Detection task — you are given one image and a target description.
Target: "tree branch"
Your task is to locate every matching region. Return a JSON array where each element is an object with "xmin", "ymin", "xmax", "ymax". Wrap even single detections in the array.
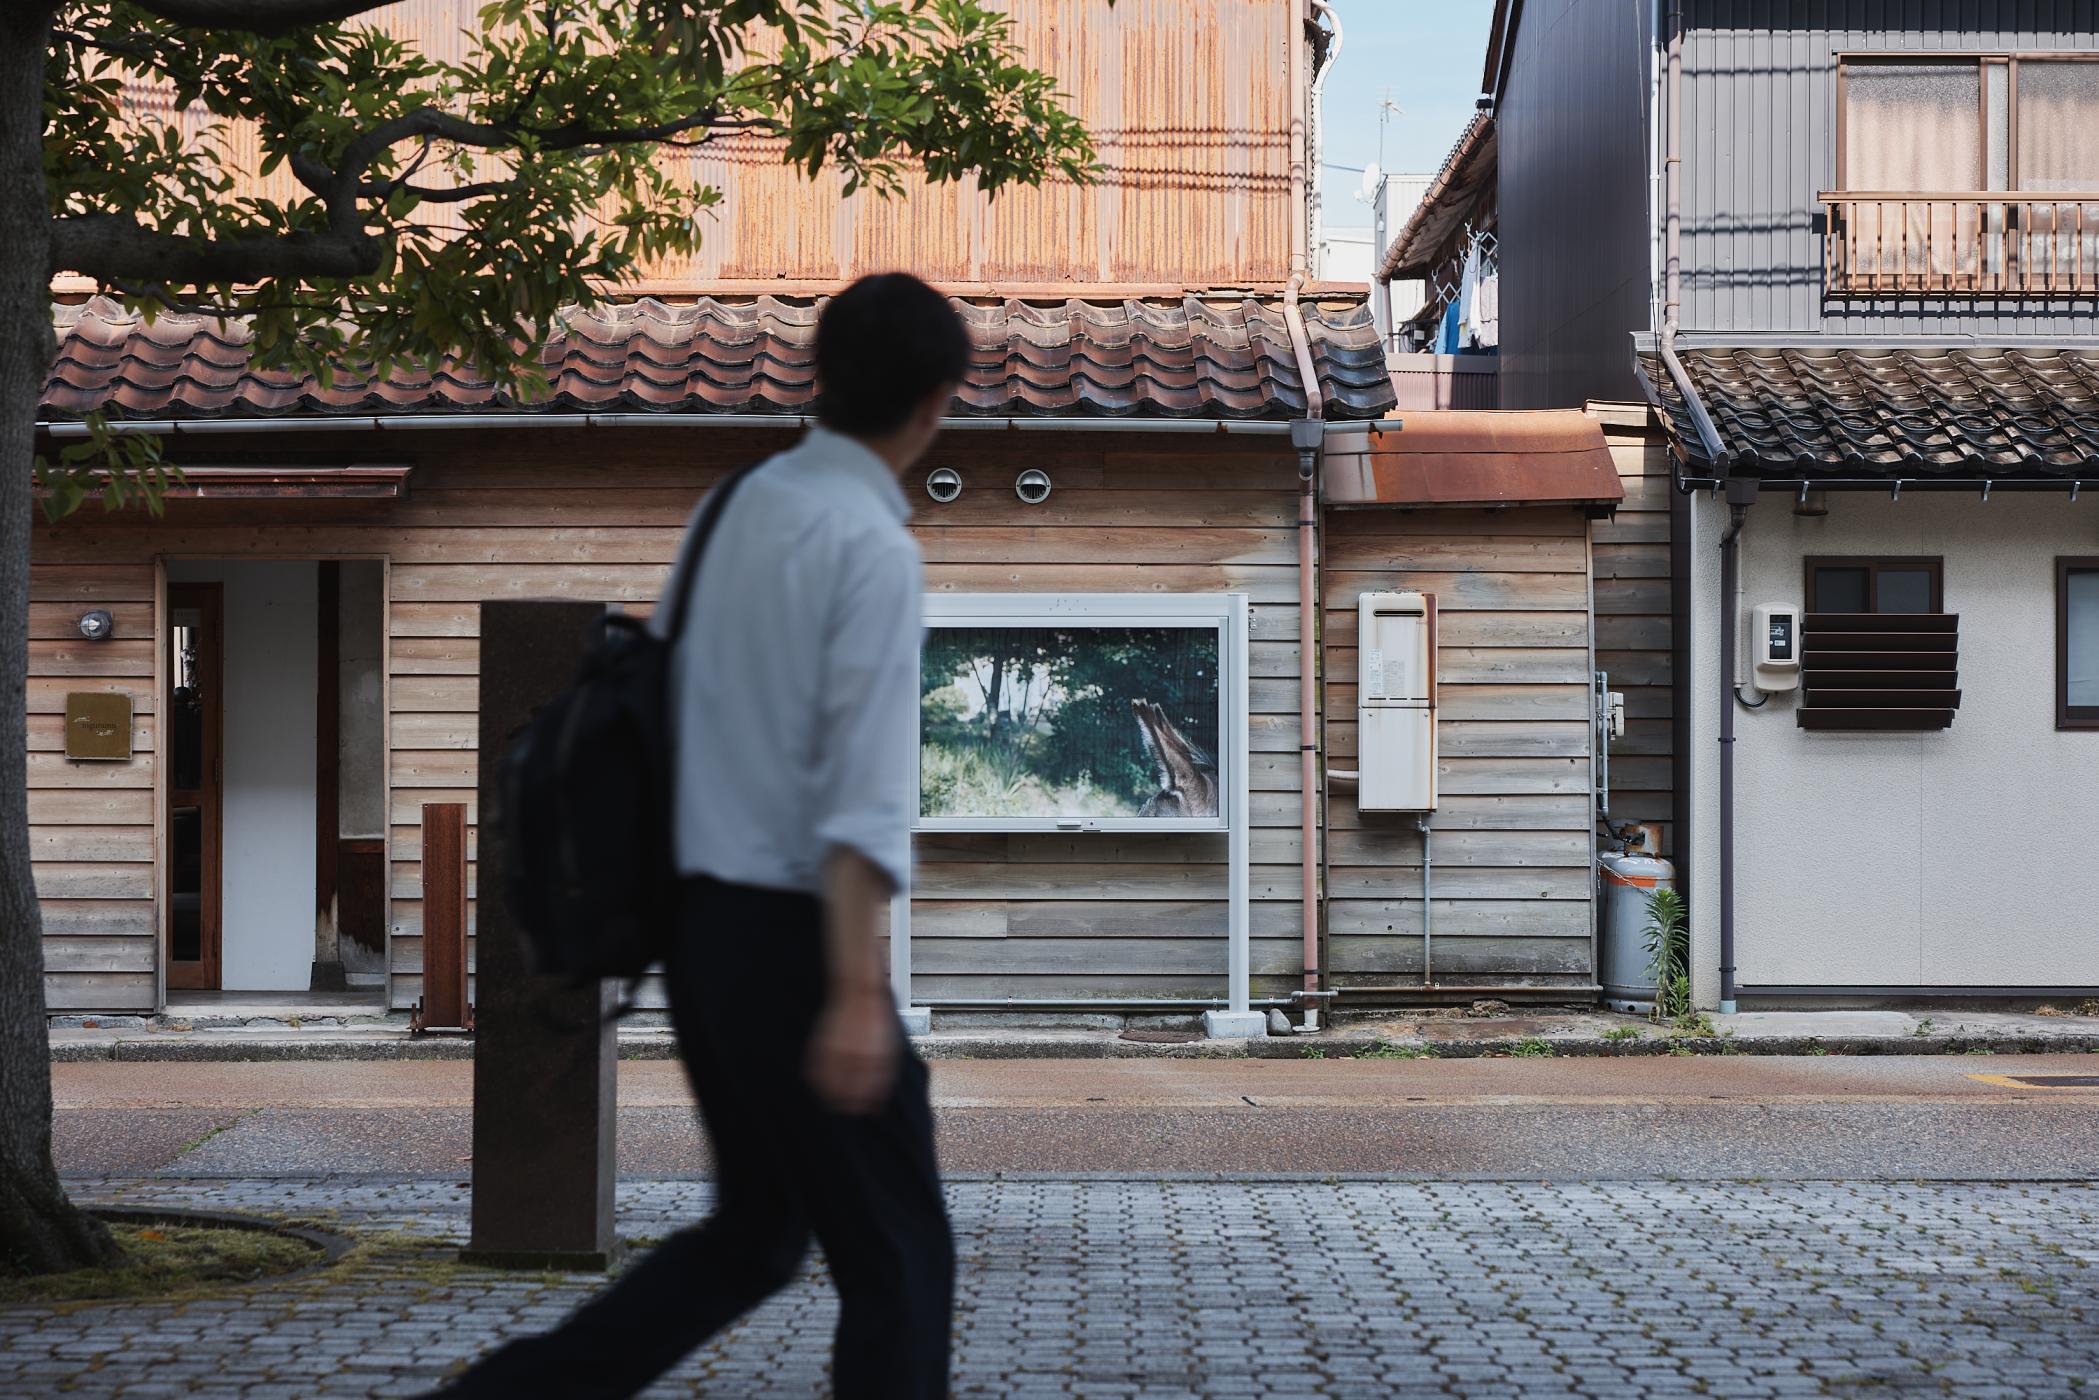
[
  {"xmin": 110, "ymin": 280, "xmax": 300, "ymax": 318},
  {"xmin": 51, "ymin": 214, "xmax": 382, "ymax": 285},
  {"xmin": 125, "ymin": 0, "xmax": 406, "ymax": 37},
  {"xmin": 365, "ymin": 178, "xmax": 523, "ymax": 203}
]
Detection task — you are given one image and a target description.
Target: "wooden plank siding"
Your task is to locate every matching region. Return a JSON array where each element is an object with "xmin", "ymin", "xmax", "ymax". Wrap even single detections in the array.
[
  {"xmin": 26, "ymin": 564, "xmax": 160, "ymax": 1011},
  {"xmin": 1320, "ymin": 506, "xmax": 1599, "ymax": 991},
  {"xmin": 29, "ymin": 428, "xmax": 1314, "ymax": 1011},
  {"xmin": 1589, "ymin": 404, "xmax": 1676, "ymax": 855}
]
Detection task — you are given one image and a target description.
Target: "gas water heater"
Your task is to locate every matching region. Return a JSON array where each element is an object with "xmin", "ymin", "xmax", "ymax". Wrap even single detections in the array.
[{"xmin": 1356, "ymin": 591, "xmax": 1438, "ymax": 812}]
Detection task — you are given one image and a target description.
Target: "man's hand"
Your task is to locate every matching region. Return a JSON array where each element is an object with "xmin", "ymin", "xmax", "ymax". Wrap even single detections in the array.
[{"xmin": 806, "ymin": 984, "xmax": 900, "ymax": 1115}]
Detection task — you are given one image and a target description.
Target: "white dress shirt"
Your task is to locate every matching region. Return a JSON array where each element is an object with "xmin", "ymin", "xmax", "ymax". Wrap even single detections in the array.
[{"xmin": 654, "ymin": 426, "xmax": 922, "ymax": 895}]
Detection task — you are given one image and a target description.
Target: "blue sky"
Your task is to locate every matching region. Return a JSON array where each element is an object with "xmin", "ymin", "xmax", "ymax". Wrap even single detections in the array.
[{"xmin": 1317, "ymin": 1, "xmax": 1498, "ymax": 230}]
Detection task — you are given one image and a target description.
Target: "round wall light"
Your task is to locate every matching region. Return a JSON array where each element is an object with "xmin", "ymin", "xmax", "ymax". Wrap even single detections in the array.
[
  {"xmin": 77, "ymin": 610, "xmax": 114, "ymax": 641},
  {"xmin": 1015, "ymin": 469, "xmax": 1053, "ymax": 505},
  {"xmin": 925, "ymin": 467, "xmax": 963, "ymax": 504}
]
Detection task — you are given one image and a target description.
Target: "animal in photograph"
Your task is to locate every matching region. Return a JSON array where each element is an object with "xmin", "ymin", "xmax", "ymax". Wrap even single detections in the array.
[
  {"xmin": 919, "ymin": 625, "xmax": 1222, "ymax": 820},
  {"xmin": 1131, "ymin": 699, "xmax": 1218, "ymax": 817}
]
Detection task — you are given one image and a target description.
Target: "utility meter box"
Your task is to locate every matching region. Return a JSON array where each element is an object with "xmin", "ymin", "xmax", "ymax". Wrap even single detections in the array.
[
  {"xmin": 1357, "ymin": 591, "xmax": 1438, "ymax": 811},
  {"xmin": 1751, "ymin": 603, "xmax": 1802, "ymax": 693}
]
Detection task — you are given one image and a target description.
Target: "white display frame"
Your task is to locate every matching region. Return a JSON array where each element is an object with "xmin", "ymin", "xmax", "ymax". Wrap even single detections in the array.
[
  {"xmin": 892, "ymin": 592, "xmax": 1255, "ymax": 1029},
  {"xmin": 913, "ymin": 592, "xmax": 1242, "ymax": 834}
]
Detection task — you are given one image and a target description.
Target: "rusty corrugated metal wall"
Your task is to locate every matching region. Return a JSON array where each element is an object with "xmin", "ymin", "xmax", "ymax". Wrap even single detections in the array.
[{"xmin": 101, "ymin": 0, "xmax": 1297, "ymax": 292}]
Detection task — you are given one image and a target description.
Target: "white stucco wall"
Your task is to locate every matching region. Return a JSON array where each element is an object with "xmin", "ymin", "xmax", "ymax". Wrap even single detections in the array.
[
  {"xmin": 168, "ymin": 560, "xmax": 319, "ymax": 991},
  {"xmin": 1685, "ymin": 493, "xmax": 2099, "ymax": 996}
]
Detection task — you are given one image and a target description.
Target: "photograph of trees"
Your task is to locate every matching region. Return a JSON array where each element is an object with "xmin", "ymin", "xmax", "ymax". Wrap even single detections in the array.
[{"xmin": 920, "ymin": 626, "xmax": 1222, "ymax": 820}]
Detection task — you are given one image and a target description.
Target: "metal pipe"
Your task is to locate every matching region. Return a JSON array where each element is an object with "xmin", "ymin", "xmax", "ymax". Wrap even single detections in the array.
[
  {"xmin": 34, "ymin": 412, "xmax": 1300, "ymax": 439},
  {"xmin": 1330, "ymin": 984, "xmax": 1605, "ymax": 998},
  {"xmin": 1663, "ymin": 0, "xmax": 1683, "ymax": 347},
  {"xmin": 1283, "ymin": 423, "xmax": 1324, "ymax": 1022},
  {"xmin": 1418, "ymin": 814, "xmax": 1435, "ymax": 989},
  {"xmin": 910, "ymin": 997, "xmax": 1297, "ymax": 1011},
  {"xmin": 1288, "ymin": 0, "xmax": 1308, "ymax": 282},
  {"xmin": 1717, "ymin": 483, "xmax": 1755, "ymax": 1016},
  {"xmin": 1307, "ymin": 1, "xmax": 1344, "ymax": 276},
  {"xmin": 1284, "ymin": 282, "xmax": 1329, "ymax": 1031}
]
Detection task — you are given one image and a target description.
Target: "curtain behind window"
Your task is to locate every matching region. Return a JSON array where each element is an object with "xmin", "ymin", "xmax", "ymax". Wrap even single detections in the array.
[
  {"xmin": 2015, "ymin": 61, "xmax": 2099, "ymax": 284},
  {"xmin": 1845, "ymin": 63, "xmax": 1981, "ymax": 280}
]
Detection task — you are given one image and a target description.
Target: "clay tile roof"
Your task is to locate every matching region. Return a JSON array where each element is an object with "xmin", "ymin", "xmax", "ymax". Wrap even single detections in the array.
[
  {"xmin": 1635, "ymin": 344, "xmax": 2099, "ymax": 480},
  {"xmin": 42, "ymin": 293, "xmax": 1397, "ymax": 425},
  {"xmin": 1380, "ymin": 112, "xmax": 1496, "ymax": 282}
]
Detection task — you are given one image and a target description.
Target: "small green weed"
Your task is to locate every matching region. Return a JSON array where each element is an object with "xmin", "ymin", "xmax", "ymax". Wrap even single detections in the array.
[
  {"xmin": 1963, "ymin": 1046, "xmax": 1995, "ymax": 1056},
  {"xmin": 1671, "ymin": 1010, "xmax": 1717, "ymax": 1036},
  {"xmin": 1664, "ymin": 1041, "xmax": 1696, "ymax": 1057},
  {"xmin": 1507, "ymin": 1038, "xmax": 1555, "ymax": 1058},
  {"xmin": 1913, "ymin": 1017, "xmax": 1935, "ymax": 1037},
  {"xmin": 1356, "ymin": 1041, "xmax": 1437, "ymax": 1060},
  {"xmin": 1301, "ymin": 1046, "xmax": 1326, "ymax": 1060},
  {"xmin": 1600, "ymin": 1025, "xmax": 1642, "ymax": 1044},
  {"xmin": 1809, "ymin": 1044, "xmax": 1829, "ymax": 1056}
]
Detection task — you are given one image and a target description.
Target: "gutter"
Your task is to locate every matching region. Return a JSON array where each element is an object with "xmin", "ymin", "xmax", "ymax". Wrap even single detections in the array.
[
  {"xmin": 1656, "ymin": 0, "xmax": 1744, "ymax": 1016},
  {"xmin": 1283, "ymin": 308, "xmax": 1328, "ymax": 1025},
  {"xmin": 34, "ymin": 413, "xmax": 1304, "ymax": 438},
  {"xmin": 1307, "ymin": 1, "xmax": 1343, "ymax": 277},
  {"xmin": 1284, "ymin": 3, "xmax": 1333, "ymax": 1024}
]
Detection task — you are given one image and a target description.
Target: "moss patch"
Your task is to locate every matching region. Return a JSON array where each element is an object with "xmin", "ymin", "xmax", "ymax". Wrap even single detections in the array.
[{"xmin": 0, "ymin": 1222, "xmax": 322, "ymax": 1306}]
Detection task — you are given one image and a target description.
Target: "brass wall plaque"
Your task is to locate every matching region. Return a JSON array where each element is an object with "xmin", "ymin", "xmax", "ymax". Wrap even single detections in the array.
[{"xmin": 64, "ymin": 692, "xmax": 133, "ymax": 761}]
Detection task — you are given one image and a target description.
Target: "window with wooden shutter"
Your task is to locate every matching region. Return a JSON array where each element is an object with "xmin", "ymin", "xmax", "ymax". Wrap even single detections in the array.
[{"xmin": 1799, "ymin": 557, "xmax": 1959, "ymax": 731}]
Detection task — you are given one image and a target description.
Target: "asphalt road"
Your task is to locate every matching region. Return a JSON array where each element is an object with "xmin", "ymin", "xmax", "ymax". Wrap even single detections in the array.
[{"xmin": 51, "ymin": 1053, "xmax": 2099, "ymax": 1180}]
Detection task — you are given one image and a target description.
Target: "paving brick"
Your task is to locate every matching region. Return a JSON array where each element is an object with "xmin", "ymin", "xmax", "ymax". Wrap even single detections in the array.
[{"xmin": 0, "ymin": 1178, "xmax": 2092, "ymax": 1398}]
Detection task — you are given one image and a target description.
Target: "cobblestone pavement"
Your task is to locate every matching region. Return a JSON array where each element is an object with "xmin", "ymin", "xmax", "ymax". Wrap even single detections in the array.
[{"xmin": 5, "ymin": 1175, "xmax": 2095, "ymax": 1399}]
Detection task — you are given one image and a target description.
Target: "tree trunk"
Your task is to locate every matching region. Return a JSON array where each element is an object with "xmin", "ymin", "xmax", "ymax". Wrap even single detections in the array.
[{"xmin": 0, "ymin": 4, "xmax": 116, "ymax": 1278}]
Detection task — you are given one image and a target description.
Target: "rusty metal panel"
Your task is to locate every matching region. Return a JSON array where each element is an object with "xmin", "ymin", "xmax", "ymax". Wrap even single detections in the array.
[
  {"xmin": 97, "ymin": 0, "xmax": 1295, "ymax": 292},
  {"xmin": 1323, "ymin": 411, "xmax": 1625, "ymax": 508}
]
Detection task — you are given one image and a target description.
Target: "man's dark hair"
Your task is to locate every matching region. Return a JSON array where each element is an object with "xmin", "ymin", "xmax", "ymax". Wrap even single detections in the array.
[{"xmin": 815, "ymin": 273, "xmax": 970, "ymax": 436}]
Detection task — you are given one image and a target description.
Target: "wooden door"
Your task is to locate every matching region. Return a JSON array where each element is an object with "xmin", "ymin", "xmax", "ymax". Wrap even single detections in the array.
[{"xmin": 165, "ymin": 584, "xmax": 223, "ymax": 991}]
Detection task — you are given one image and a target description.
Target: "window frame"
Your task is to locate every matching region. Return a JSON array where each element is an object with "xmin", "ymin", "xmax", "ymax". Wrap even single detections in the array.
[
  {"xmin": 2058, "ymin": 556, "xmax": 2099, "ymax": 730},
  {"xmin": 1804, "ymin": 556, "xmax": 1945, "ymax": 614},
  {"xmin": 1835, "ymin": 52, "xmax": 2099, "ymax": 195}
]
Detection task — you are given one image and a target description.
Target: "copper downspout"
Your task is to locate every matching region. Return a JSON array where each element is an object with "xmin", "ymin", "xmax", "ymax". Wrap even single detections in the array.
[
  {"xmin": 1282, "ymin": 3, "xmax": 1328, "ymax": 1023},
  {"xmin": 1283, "ymin": 284, "xmax": 1324, "ymax": 1018}
]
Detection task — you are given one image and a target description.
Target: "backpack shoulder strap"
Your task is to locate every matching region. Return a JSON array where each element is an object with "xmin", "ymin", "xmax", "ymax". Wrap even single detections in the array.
[{"xmin": 660, "ymin": 459, "xmax": 767, "ymax": 644}]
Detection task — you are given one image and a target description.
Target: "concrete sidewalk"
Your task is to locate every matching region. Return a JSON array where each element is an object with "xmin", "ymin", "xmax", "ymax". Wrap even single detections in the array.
[{"xmin": 47, "ymin": 1003, "xmax": 2099, "ymax": 1061}]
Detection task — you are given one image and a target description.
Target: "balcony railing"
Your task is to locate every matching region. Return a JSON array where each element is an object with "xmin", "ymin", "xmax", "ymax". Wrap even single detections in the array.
[{"xmin": 1821, "ymin": 192, "xmax": 2099, "ymax": 296}]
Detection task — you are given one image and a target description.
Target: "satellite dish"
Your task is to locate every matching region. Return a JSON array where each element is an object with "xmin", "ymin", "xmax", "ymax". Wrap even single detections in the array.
[{"xmin": 1355, "ymin": 162, "xmax": 1382, "ymax": 203}]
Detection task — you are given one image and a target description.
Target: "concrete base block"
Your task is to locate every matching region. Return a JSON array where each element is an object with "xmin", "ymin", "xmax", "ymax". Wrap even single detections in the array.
[
  {"xmin": 1202, "ymin": 1009, "xmax": 1269, "ymax": 1040},
  {"xmin": 898, "ymin": 1007, "xmax": 933, "ymax": 1037}
]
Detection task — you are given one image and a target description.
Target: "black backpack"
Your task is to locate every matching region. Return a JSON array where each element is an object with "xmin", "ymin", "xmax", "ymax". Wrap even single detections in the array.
[{"xmin": 495, "ymin": 463, "xmax": 759, "ymax": 985}]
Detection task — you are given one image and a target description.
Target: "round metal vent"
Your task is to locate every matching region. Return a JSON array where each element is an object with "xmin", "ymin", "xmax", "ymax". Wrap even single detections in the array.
[
  {"xmin": 925, "ymin": 467, "xmax": 963, "ymax": 504},
  {"xmin": 1015, "ymin": 468, "xmax": 1053, "ymax": 505}
]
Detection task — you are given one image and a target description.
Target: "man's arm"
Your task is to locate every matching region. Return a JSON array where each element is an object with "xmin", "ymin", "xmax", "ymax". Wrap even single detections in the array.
[
  {"xmin": 804, "ymin": 532, "xmax": 922, "ymax": 1114},
  {"xmin": 807, "ymin": 847, "xmax": 900, "ymax": 1115}
]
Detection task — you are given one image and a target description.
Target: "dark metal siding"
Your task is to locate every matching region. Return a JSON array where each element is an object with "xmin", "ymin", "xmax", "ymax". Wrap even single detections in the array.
[
  {"xmin": 1683, "ymin": 0, "xmax": 2099, "ymax": 336},
  {"xmin": 1496, "ymin": 0, "xmax": 1656, "ymax": 409}
]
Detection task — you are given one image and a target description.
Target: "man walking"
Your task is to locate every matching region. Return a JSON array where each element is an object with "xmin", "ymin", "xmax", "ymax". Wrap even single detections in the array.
[{"xmin": 431, "ymin": 273, "xmax": 963, "ymax": 1398}]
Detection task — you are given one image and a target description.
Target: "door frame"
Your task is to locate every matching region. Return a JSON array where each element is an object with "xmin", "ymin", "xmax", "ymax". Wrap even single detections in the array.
[
  {"xmin": 163, "ymin": 581, "xmax": 224, "ymax": 991},
  {"xmin": 152, "ymin": 553, "xmax": 393, "ymax": 1010}
]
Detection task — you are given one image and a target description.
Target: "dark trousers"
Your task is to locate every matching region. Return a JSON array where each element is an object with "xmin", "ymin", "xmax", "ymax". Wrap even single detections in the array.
[{"xmin": 445, "ymin": 877, "xmax": 954, "ymax": 1398}]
